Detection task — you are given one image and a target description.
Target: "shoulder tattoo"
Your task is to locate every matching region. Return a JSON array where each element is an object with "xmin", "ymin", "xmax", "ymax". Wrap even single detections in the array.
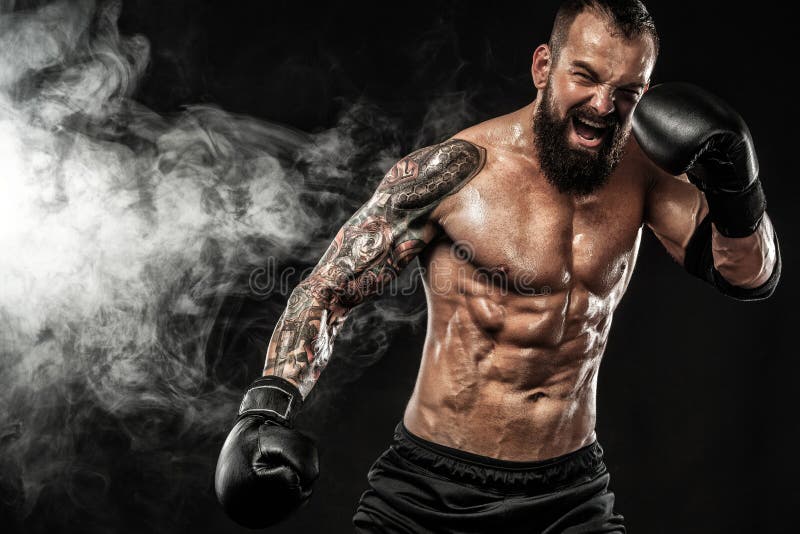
[{"xmin": 377, "ymin": 139, "xmax": 486, "ymax": 211}]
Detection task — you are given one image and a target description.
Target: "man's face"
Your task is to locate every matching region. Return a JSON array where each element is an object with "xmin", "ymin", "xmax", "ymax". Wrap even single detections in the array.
[{"xmin": 532, "ymin": 10, "xmax": 655, "ymax": 196}]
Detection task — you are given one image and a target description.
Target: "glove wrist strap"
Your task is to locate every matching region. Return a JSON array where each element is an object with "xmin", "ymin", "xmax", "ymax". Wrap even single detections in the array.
[
  {"xmin": 703, "ymin": 179, "xmax": 766, "ymax": 238},
  {"xmin": 238, "ymin": 376, "xmax": 303, "ymax": 427}
]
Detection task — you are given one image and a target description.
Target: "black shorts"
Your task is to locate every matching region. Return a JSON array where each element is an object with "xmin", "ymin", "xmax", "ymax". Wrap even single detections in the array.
[{"xmin": 352, "ymin": 422, "xmax": 625, "ymax": 534}]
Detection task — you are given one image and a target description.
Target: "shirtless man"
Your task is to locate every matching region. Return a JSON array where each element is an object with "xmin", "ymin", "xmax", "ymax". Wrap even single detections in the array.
[{"xmin": 214, "ymin": 1, "xmax": 781, "ymax": 532}]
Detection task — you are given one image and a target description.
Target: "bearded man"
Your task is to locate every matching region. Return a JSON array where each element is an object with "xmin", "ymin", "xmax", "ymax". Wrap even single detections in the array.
[{"xmin": 214, "ymin": 1, "xmax": 781, "ymax": 532}]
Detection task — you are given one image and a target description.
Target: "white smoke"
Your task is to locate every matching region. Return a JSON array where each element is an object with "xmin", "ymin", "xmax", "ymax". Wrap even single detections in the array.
[{"xmin": 0, "ymin": 0, "xmax": 476, "ymax": 530}]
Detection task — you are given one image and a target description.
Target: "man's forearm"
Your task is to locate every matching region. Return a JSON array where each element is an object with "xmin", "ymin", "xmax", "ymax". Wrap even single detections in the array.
[
  {"xmin": 712, "ymin": 213, "xmax": 778, "ymax": 289},
  {"xmin": 261, "ymin": 210, "xmax": 408, "ymax": 395},
  {"xmin": 263, "ymin": 282, "xmax": 346, "ymax": 396},
  {"xmin": 261, "ymin": 138, "xmax": 485, "ymax": 395}
]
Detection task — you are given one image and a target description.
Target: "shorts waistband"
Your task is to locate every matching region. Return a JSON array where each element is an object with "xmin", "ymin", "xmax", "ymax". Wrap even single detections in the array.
[{"xmin": 392, "ymin": 421, "xmax": 606, "ymax": 492}]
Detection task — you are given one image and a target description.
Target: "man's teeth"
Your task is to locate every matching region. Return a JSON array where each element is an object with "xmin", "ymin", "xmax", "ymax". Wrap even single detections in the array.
[{"xmin": 576, "ymin": 117, "xmax": 605, "ymax": 128}]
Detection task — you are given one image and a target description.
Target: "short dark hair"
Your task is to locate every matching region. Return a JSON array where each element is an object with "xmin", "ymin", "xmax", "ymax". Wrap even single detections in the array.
[{"xmin": 548, "ymin": 0, "xmax": 659, "ymax": 62}]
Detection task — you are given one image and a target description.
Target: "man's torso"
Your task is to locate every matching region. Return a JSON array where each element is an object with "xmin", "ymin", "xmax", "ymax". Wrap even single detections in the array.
[{"xmin": 403, "ymin": 107, "xmax": 654, "ymax": 461}]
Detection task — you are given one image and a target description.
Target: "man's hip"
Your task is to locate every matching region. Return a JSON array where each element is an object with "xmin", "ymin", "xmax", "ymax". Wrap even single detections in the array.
[{"xmin": 353, "ymin": 421, "xmax": 625, "ymax": 534}]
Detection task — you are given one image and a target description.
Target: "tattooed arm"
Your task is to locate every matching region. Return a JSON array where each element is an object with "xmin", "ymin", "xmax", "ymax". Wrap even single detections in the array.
[{"xmin": 263, "ymin": 139, "xmax": 486, "ymax": 397}]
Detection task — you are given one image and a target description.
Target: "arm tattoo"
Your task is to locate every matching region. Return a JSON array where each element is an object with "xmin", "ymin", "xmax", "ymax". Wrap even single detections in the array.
[
  {"xmin": 264, "ymin": 139, "xmax": 486, "ymax": 395},
  {"xmin": 378, "ymin": 139, "xmax": 485, "ymax": 210}
]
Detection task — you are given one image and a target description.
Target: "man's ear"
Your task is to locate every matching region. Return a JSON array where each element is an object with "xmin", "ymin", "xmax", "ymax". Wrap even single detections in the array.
[{"xmin": 531, "ymin": 44, "xmax": 552, "ymax": 90}]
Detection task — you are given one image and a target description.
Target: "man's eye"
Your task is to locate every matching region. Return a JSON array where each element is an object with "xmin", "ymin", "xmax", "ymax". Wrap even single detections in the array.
[{"xmin": 574, "ymin": 72, "xmax": 592, "ymax": 80}]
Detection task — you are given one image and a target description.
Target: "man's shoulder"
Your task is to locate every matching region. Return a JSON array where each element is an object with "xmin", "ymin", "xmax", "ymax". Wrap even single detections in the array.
[
  {"xmin": 376, "ymin": 138, "xmax": 487, "ymax": 212},
  {"xmin": 620, "ymin": 135, "xmax": 686, "ymax": 194},
  {"xmin": 377, "ymin": 107, "xmax": 530, "ymax": 212},
  {"xmin": 448, "ymin": 108, "xmax": 525, "ymax": 153}
]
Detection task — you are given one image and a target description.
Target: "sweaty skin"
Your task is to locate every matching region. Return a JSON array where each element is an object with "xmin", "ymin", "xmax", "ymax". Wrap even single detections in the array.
[
  {"xmin": 263, "ymin": 10, "xmax": 777, "ymax": 461},
  {"xmin": 403, "ymin": 114, "xmax": 773, "ymax": 461}
]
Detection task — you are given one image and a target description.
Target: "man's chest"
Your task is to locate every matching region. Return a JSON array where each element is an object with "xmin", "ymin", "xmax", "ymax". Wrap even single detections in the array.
[{"xmin": 431, "ymin": 165, "xmax": 648, "ymax": 297}]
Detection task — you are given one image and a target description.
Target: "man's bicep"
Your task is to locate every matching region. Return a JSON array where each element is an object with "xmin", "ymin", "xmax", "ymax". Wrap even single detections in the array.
[
  {"xmin": 644, "ymin": 168, "xmax": 708, "ymax": 265},
  {"xmin": 308, "ymin": 138, "xmax": 486, "ymax": 307}
]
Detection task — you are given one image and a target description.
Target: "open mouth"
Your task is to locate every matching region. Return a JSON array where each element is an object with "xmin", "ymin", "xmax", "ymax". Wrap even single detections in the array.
[{"xmin": 570, "ymin": 116, "xmax": 608, "ymax": 148}]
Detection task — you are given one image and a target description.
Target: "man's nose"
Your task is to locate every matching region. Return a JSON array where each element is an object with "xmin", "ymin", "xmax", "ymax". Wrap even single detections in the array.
[{"xmin": 590, "ymin": 84, "xmax": 616, "ymax": 116}]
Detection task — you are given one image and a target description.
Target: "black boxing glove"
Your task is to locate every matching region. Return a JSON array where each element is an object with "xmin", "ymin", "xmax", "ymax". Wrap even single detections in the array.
[
  {"xmin": 215, "ymin": 376, "xmax": 319, "ymax": 529},
  {"xmin": 632, "ymin": 82, "xmax": 766, "ymax": 237}
]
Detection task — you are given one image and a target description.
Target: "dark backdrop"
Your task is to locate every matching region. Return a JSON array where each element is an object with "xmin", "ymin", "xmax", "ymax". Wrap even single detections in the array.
[{"xmin": 7, "ymin": 1, "xmax": 800, "ymax": 533}]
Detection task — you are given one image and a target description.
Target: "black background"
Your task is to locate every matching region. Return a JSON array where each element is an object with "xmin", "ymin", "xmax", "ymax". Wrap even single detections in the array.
[{"xmin": 12, "ymin": 0, "xmax": 800, "ymax": 532}]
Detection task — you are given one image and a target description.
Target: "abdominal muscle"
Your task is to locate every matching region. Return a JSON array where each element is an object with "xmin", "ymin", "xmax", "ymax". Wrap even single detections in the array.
[{"xmin": 402, "ymin": 278, "xmax": 615, "ymax": 462}]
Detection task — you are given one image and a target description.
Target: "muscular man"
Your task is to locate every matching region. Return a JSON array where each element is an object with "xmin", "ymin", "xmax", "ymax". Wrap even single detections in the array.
[{"xmin": 215, "ymin": 1, "xmax": 781, "ymax": 532}]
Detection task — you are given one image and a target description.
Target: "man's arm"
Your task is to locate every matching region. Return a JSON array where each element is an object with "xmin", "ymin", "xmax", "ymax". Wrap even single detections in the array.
[
  {"xmin": 643, "ymin": 164, "xmax": 779, "ymax": 293},
  {"xmin": 214, "ymin": 138, "xmax": 485, "ymax": 529},
  {"xmin": 264, "ymin": 138, "xmax": 486, "ymax": 396},
  {"xmin": 636, "ymin": 83, "xmax": 781, "ymax": 300}
]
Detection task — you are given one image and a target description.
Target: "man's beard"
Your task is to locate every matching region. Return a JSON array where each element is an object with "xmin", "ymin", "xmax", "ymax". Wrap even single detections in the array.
[{"xmin": 533, "ymin": 80, "xmax": 629, "ymax": 196}]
